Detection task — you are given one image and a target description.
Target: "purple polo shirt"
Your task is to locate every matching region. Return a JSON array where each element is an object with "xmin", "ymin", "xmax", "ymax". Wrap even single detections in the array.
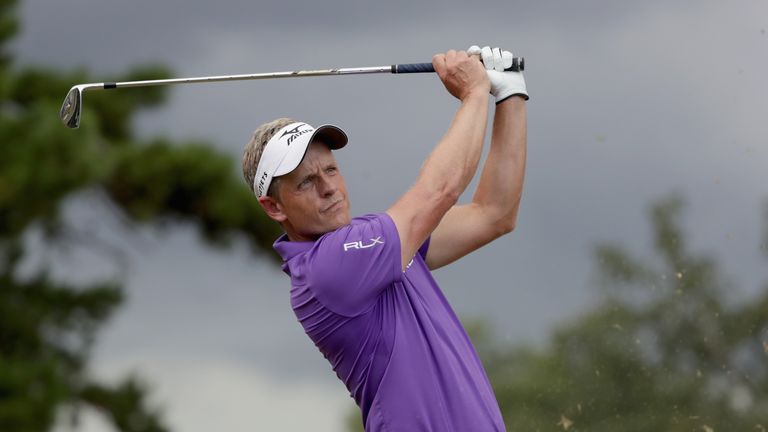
[{"xmin": 274, "ymin": 213, "xmax": 505, "ymax": 431}]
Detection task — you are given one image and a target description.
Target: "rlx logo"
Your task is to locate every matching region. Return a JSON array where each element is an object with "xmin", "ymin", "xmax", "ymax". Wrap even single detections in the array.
[{"xmin": 343, "ymin": 236, "xmax": 384, "ymax": 252}]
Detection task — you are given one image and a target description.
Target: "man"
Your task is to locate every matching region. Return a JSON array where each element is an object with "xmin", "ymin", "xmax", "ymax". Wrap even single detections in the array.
[{"xmin": 242, "ymin": 46, "xmax": 527, "ymax": 431}]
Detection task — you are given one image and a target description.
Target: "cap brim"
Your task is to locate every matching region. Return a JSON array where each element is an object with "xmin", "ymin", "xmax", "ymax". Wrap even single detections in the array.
[
  {"xmin": 312, "ymin": 124, "xmax": 348, "ymax": 150},
  {"xmin": 273, "ymin": 124, "xmax": 348, "ymax": 177}
]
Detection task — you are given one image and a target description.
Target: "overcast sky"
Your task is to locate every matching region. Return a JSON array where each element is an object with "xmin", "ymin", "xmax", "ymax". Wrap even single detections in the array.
[{"xmin": 13, "ymin": 0, "xmax": 768, "ymax": 430}]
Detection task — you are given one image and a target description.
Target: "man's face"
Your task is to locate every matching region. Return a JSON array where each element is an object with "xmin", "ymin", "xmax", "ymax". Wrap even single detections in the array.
[{"xmin": 262, "ymin": 140, "xmax": 351, "ymax": 241}]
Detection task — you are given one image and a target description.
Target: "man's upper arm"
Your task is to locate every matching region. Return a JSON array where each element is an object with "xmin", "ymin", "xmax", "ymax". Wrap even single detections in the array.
[
  {"xmin": 424, "ymin": 203, "xmax": 511, "ymax": 270},
  {"xmin": 386, "ymin": 183, "xmax": 456, "ymax": 271}
]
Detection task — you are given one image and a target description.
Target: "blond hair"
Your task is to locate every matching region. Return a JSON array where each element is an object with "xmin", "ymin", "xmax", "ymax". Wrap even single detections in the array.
[{"xmin": 242, "ymin": 117, "xmax": 296, "ymax": 197}]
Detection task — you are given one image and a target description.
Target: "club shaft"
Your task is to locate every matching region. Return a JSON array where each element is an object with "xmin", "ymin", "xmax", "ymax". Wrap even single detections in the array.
[
  {"xmin": 104, "ymin": 66, "xmax": 395, "ymax": 89},
  {"xmin": 94, "ymin": 58, "xmax": 524, "ymax": 90},
  {"xmin": 61, "ymin": 57, "xmax": 524, "ymax": 128}
]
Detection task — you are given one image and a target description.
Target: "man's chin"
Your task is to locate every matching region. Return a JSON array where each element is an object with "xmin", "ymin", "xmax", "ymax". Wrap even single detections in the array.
[
  {"xmin": 322, "ymin": 203, "xmax": 350, "ymax": 225},
  {"xmin": 328, "ymin": 213, "xmax": 351, "ymax": 230}
]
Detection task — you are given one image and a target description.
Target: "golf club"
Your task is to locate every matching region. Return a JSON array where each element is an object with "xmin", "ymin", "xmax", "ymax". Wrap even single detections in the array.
[{"xmin": 60, "ymin": 57, "xmax": 524, "ymax": 129}]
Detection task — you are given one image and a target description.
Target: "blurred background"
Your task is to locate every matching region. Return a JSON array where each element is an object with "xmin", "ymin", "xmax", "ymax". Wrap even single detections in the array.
[{"xmin": 1, "ymin": 0, "xmax": 767, "ymax": 430}]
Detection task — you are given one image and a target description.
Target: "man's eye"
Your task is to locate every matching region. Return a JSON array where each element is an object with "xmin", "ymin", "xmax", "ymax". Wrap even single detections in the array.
[{"xmin": 326, "ymin": 167, "xmax": 337, "ymax": 174}]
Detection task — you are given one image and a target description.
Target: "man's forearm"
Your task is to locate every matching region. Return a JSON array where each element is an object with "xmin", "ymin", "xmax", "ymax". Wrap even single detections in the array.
[
  {"xmin": 472, "ymin": 96, "xmax": 527, "ymax": 230},
  {"xmin": 417, "ymin": 91, "xmax": 489, "ymax": 200}
]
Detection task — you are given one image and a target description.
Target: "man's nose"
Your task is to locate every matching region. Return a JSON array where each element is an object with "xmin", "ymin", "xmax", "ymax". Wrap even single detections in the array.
[{"xmin": 317, "ymin": 173, "xmax": 337, "ymax": 197}]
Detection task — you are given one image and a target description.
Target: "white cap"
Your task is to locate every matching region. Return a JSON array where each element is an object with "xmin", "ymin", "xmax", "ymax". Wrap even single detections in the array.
[{"xmin": 253, "ymin": 122, "xmax": 348, "ymax": 197}]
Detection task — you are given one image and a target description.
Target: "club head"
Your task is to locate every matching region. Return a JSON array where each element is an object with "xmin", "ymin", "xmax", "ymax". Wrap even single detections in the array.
[{"xmin": 60, "ymin": 86, "xmax": 83, "ymax": 129}]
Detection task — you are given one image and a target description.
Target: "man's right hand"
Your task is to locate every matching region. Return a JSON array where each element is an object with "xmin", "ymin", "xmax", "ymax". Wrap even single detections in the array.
[{"xmin": 432, "ymin": 49, "xmax": 490, "ymax": 101}]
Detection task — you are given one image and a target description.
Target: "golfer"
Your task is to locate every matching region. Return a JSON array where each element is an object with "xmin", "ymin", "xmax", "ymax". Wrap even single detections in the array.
[{"xmin": 242, "ymin": 45, "xmax": 527, "ymax": 431}]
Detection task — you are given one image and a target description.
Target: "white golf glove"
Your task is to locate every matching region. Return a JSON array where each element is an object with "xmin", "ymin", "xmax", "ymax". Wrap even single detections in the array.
[{"xmin": 468, "ymin": 45, "xmax": 528, "ymax": 103}]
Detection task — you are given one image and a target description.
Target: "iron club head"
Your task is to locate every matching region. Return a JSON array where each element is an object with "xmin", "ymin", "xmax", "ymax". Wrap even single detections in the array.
[{"xmin": 60, "ymin": 86, "xmax": 85, "ymax": 129}]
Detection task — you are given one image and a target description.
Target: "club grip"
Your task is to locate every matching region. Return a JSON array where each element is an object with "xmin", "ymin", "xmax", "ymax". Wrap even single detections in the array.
[
  {"xmin": 393, "ymin": 57, "xmax": 524, "ymax": 74},
  {"xmin": 393, "ymin": 63, "xmax": 436, "ymax": 74}
]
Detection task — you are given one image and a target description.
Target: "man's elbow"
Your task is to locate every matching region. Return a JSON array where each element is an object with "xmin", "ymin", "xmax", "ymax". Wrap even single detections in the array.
[
  {"xmin": 494, "ymin": 207, "xmax": 521, "ymax": 236},
  {"xmin": 496, "ymin": 219, "xmax": 516, "ymax": 236},
  {"xmin": 497, "ymin": 199, "xmax": 522, "ymax": 235},
  {"xmin": 481, "ymin": 204, "xmax": 518, "ymax": 237}
]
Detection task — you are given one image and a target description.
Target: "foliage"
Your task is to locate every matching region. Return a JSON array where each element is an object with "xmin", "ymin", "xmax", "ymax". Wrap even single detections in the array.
[
  {"xmin": 485, "ymin": 196, "xmax": 768, "ymax": 431},
  {"xmin": 0, "ymin": 0, "xmax": 281, "ymax": 429}
]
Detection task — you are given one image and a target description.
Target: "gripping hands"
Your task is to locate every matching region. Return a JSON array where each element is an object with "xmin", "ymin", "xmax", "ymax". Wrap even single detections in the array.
[
  {"xmin": 468, "ymin": 45, "xmax": 529, "ymax": 103},
  {"xmin": 432, "ymin": 50, "xmax": 490, "ymax": 101}
]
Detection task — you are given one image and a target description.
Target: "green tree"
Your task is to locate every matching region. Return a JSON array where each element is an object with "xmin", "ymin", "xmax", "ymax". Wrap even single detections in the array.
[
  {"xmin": 485, "ymin": 196, "xmax": 768, "ymax": 431},
  {"xmin": 0, "ymin": 0, "xmax": 281, "ymax": 430},
  {"xmin": 344, "ymin": 197, "xmax": 768, "ymax": 431}
]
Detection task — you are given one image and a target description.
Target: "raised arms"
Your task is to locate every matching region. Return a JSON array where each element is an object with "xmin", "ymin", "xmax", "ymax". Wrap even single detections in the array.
[{"xmin": 386, "ymin": 49, "xmax": 490, "ymax": 270}]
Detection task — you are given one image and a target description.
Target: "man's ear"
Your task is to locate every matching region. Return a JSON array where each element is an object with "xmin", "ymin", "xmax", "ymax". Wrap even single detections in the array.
[{"xmin": 259, "ymin": 196, "xmax": 287, "ymax": 223}]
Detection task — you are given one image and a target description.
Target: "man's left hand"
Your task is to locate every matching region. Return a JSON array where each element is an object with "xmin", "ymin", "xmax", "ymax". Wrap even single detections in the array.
[{"xmin": 468, "ymin": 45, "xmax": 529, "ymax": 103}]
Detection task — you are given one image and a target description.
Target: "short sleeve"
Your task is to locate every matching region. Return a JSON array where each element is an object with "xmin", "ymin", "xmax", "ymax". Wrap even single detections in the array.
[{"xmin": 304, "ymin": 213, "xmax": 402, "ymax": 317}]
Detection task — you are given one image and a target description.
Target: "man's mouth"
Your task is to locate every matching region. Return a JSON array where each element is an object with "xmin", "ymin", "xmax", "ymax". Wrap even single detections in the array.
[{"xmin": 322, "ymin": 199, "xmax": 343, "ymax": 213}]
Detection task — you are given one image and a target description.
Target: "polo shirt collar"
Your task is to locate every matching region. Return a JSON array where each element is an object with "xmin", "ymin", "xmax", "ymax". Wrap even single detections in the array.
[{"xmin": 273, "ymin": 234, "xmax": 315, "ymax": 273}]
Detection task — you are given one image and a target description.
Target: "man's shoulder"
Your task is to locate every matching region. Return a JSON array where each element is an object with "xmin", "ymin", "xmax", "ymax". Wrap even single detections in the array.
[
  {"xmin": 278, "ymin": 213, "xmax": 397, "ymax": 267},
  {"xmin": 315, "ymin": 212, "xmax": 394, "ymax": 250},
  {"xmin": 288, "ymin": 211, "xmax": 403, "ymax": 317},
  {"xmin": 349, "ymin": 212, "xmax": 388, "ymax": 225}
]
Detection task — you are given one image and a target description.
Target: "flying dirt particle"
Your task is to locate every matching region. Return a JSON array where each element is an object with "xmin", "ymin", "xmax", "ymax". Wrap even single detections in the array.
[{"xmin": 557, "ymin": 415, "xmax": 573, "ymax": 430}]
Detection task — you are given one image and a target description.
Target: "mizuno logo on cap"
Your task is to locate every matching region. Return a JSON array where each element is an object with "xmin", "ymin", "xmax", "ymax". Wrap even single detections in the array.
[
  {"xmin": 280, "ymin": 124, "xmax": 312, "ymax": 146},
  {"xmin": 257, "ymin": 171, "xmax": 269, "ymax": 196}
]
